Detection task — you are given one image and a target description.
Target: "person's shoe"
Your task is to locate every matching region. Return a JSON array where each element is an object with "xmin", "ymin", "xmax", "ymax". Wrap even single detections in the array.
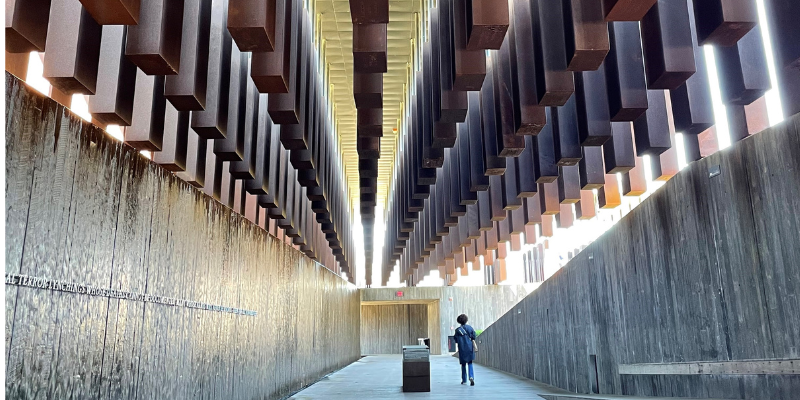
[
  {"xmin": 461, "ymin": 381, "xmax": 466, "ymax": 385},
  {"xmin": 470, "ymin": 378, "xmax": 475, "ymax": 386}
]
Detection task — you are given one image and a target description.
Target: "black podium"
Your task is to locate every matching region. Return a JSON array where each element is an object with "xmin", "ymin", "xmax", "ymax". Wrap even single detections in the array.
[{"xmin": 402, "ymin": 345, "xmax": 430, "ymax": 392}]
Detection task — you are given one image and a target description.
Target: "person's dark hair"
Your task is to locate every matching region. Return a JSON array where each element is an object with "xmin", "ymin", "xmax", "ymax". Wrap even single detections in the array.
[{"xmin": 457, "ymin": 314, "xmax": 468, "ymax": 325}]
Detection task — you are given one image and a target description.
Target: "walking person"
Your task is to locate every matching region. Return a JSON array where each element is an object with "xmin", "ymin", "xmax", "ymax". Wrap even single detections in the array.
[{"xmin": 454, "ymin": 314, "xmax": 478, "ymax": 386}]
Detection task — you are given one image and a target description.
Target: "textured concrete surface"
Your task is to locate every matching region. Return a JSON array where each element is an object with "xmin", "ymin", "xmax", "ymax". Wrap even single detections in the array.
[
  {"xmin": 290, "ymin": 355, "xmax": 561, "ymax": 399},
  {"xmin": 361, "ymin": 285, "xmax": 535, "ymax": 354},
  {"xmin": 5, "ymin": 73, "xmax": 361, "ymax": 400},
  {"xmin": 290, "ymin": 356, "xmax": 726, "ymax": 400},
  {"xmin": 475, "ymin": 114, "xmax": 800, "ymax": 398}
]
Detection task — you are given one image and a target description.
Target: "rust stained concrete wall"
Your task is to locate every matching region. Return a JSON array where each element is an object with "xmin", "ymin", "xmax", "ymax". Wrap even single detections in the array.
[
  {"xmin": 4, "ymin": 74, "xmax": 361, "ymax": 400},
  {"xmin": 475, "ymin": 113, "xmax": 800, "ymax": 399}
]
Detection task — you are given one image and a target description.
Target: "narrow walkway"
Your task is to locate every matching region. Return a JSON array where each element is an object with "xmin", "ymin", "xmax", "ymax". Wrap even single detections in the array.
[{"xmin": 290, "ymin": 355, "xmax": 561, "ymax": 399}]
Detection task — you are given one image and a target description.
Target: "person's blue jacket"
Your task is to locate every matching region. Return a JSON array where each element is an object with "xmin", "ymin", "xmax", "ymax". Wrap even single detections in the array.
[{"xmin": 454, "ymin": 324, "xmax": 477, "ymax": 364}]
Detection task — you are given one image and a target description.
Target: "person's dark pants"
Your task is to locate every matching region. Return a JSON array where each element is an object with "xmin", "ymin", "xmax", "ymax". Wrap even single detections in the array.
[{"xmin": 461, "ymin": 362, "xmax": 474, "ymax": 383}]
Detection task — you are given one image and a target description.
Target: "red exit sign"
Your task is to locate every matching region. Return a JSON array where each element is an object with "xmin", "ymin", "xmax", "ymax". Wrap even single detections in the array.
[{"xmin": 396, "ymin": 291, "xmax": 404, "ymax": 297}]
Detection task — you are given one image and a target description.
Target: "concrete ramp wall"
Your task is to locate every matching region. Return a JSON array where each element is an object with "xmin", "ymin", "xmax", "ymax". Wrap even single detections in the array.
[{"xmin": 474, "ymin": 115, "xmax": 800, "ymax": 399}]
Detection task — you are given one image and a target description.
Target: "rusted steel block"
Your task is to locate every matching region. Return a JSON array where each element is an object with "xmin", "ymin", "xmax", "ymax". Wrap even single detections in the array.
[
  {"xmin": 465, "ymin": 0, "xmax": 509, "ymax": 51},
  {"xmin": 43, "ymin": 0, "xmax": 102, "ymax": 94},
  {"xmin": 165, "ymin": 0, "xmax": 212, "ymax": 110},
  {"xmin": 564, "ymin": 0, "xmax": 609, "ymax": 71},
  {"xmin": 602, "ymin": 0, "xmax": 657, "ymax": 21},
  {"xmin": 80, "ymin": 0, "xmax": 140, "ymax": 25},
  {"xmin": 692, "ymin": 0, "xmax": 757, "ymax": 47},
  {"xmin": 354, "ymin": 72, "xmax": 383, "ymax": 109},
  {"xmin": 453, "ymin": 0, "xmax": 486, "ymax": 91},
  {"xmin": 6, "ymin": 0, "xmax": 52, "ymax": 53},
  {"xmin": 641, "ymin": 0, "xmax": 696, "ymax": 90},
  {"xmin": 605, "ymin": 21, "xmax": 648, "ymax": 121},
  {"xmin": 125, "ymin": 0, "xmax": 184, "ymax": 75},
  {"xmin": 228, "ymin": 0, "xmax": 276, "ymax": 52},
  {"xmin": 89, "ymin": 25, "xmax": 136, "ymax": 125},
  {"xmin": 353, "ymin": 23, "xmax": 387, "ymax": 74},
  {"xmin": 349, "ymin": 0, "xmax": 389, "ymax": 24}
]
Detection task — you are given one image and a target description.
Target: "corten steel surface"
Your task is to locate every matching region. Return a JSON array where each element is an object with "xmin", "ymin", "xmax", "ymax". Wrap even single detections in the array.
[
  {"xmin": 227, "ymin": 0, "xmax": 276, "ymax": 52},
  {"xmin": 6, "ymin": 0, "xmax": 53, "ymax": 53},
  {"xmin": 464, "ymin": 0, "xmax": 509, "ymax": 51},
  {"xmin": 125, "ymin": 0, "xmax": 184, "ymax": 75},
  {"xmin": 692, "ymin": 0, "xmax": 757, "ymax": 47},
  {"xmin": 43, "ymin": 0, "xmax": 102, "ymax": 94},
  {"xmin": 563, "ymin": 0, "xmax": 609, "ymax": 71},
  {"xmin": 714, "ymin": 26, "xmax": 770, "ymax": 106},
  {"xmin": 5, "ymin": 76, "xmax": 361, "ymax": 400},
  {"xmin": 6, "ymin": 0, "xmax": 797, "ymax": 286},
  {"xmin": 640, "ymin": 0, "xmax": 696, "ymax": 90},
  {"xmin": 602, "ymin": 0, "xmax": 657, "ymax": 21},
  {"xmin": 80, "ymin": 0, "xmax": 140, "ymax": 25},
  {"xmin": 35, "ymin": 0, "xmax": 356, "ymax": 275},
  {"xmin": 88, "ymin": 25, "xmax": 136, "ymax": 125},
  {"xmin": 164, "ymin": 0, "xmax": 212, "ymax": 110},
  {"xmin": 475, "ymin": 114, "xmax": 800, "ymax": 399}
]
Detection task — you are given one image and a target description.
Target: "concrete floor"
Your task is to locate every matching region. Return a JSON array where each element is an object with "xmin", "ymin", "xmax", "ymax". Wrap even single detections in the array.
[{"xmin": 289, "ymin": 355, "xmax": 564, "ymax": 399}]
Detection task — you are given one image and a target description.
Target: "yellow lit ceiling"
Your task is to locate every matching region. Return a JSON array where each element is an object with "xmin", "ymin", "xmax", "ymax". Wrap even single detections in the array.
[{"xmin": 315, "ymin": 0, "xmax": 426, "ymax": 214}]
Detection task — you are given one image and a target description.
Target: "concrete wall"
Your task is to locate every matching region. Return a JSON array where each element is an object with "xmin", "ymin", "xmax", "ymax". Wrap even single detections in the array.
[
  {"xmin": 4, "ymin": 75, "xmax": 361, "ymax": 399},
  {"xmin": 360, "ymin": 304, "xmax": 429, "ymax": 354},
  {"xmin": 361, "ymin": 285, "xmax": 534, "ymax": 355},
  {"xmin": 474, "ymin": 114, "xmax": 800, "ymax": 399}
]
